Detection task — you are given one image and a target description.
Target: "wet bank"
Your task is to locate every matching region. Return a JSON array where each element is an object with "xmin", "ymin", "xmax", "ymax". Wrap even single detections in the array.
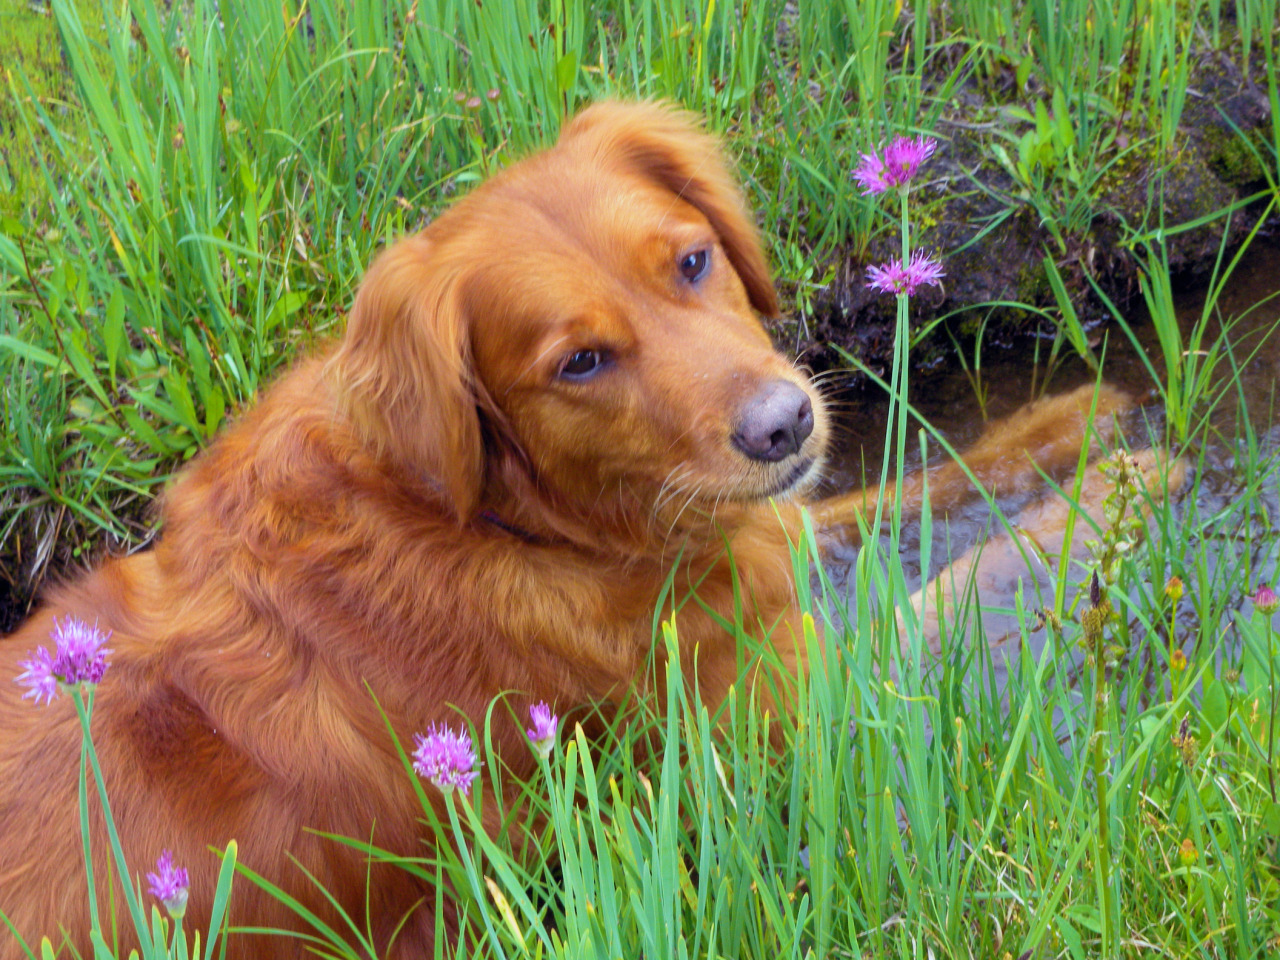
[
  {"xmin": 785, "ymin": 47, "xmax": 1276, "ymax": 379},
  {"xmin": 818, "ymin": 238, "xmax": 1280, "ymax": 678}
]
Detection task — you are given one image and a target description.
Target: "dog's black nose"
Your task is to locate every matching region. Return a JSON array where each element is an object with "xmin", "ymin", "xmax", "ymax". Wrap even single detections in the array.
[{"xmin": 732, "ymin": 380, "xmax": 815, "ymax": 462}]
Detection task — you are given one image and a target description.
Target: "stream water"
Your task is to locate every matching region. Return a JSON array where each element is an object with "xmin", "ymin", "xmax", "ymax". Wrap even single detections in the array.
[{"xmin": 818, "ymin": 238, "xmax": 1280, "ymax": 671}]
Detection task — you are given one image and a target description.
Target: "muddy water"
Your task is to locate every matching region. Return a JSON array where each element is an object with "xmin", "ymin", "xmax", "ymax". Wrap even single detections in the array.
[{"xmin": 817, "ymin": 238, "xmax": 1280, "ymax": 666}]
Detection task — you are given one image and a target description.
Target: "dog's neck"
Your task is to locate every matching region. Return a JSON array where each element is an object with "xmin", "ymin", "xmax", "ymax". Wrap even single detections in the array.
[
  {"xmin": 474, "ymin": 482, "xmax": 774, "ymax": 568},
  {"xmin": 477, "ymin": 508, "xmax": 544, "ymax": 543}
]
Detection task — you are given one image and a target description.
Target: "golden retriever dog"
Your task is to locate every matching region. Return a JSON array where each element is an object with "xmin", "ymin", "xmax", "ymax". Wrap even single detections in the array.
[{"xmin": 0, "ymin": 102, "xmax": 1126, "ymax": 958}]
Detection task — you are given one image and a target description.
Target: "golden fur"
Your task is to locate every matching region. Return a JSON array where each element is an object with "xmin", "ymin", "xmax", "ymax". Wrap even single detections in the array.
[{"xmin": 0, "ymin": 102, "xmax": 1124, "ymax": 958}]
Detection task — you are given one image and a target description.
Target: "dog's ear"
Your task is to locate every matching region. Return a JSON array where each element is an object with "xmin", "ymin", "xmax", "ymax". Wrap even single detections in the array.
[
  {"xmin": 327, "ymin": 236, "xmax": 482, "ymax": 519},
  {"xmin": 561, "ymin": 101, "xmax": 778, "ymax": 318}
]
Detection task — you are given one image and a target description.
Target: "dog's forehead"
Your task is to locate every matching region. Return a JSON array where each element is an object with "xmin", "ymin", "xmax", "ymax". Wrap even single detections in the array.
[
  {"xmin": 486, "ymin": 153, "xmax": 710, "ymax": 254},
  {"xmin": 456, "ymin": 160, "xmax": 714, "ymax": 327}
]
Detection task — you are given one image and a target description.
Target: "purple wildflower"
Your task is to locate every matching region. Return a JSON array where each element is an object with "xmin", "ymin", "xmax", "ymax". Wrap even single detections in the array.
[
  {"xmin": 49, "ymin": 617, "xmax": 112, "ymax": 685},
  {"xmin": 146, "ymin": 850, "xmax": 190, "ymax": 920},
  {"xmin": 16, "ymin": 647, "xmax": 58, "ymax": 706},
  {"xmin": 1254, "ymin": 584, "xmax": 1279, "ymax": 614},
  {"xmin": 525, "ymin": 702, "xmax": 558, "ymax": 759},
  {"xmin": 866, "ymin": 250, "xmax": 946, "ymax": 297},
  {"xmin": 853, "ymin": 135, "xmax": 938, "ymax": 195},
  {"xmin": 412, "ymin": 724, "xmax": 479, "ymax": 796},
  {"xmin": 15, "ymin": 617, "xmax": 112, "ymax": 705}
]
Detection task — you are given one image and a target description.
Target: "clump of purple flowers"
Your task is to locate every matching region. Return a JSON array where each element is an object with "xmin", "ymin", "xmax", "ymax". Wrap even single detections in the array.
[
  {"xmin": 146, "ymin": 850, "xmax": 190, "ymax": 920},
  {"xmin": 526, "ymin": 701, "xmax": 558, "ymax": 759},
  {"xmin": 15, "ymin": 616, "xmax": 112, "ymax": 705},
  {"xmin": 412, "ymin": 724, "xmax": 479, "ymax": 796},
  {"xmin": 866, "ymin": 250, "xmax": 946, "ymax": 298},
  {"xmin": 854, "ymin": 135, "xmax": 938, "ymax": 195},
  {"xmin": 854, "ymin": 133, "xmax": 945, "ymax": 299}
]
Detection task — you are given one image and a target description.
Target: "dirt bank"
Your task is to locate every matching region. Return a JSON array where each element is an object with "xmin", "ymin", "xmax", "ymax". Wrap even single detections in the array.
[{"xmin": 788, "ymin": 48, "xmax": 1276, "ymax": 378}]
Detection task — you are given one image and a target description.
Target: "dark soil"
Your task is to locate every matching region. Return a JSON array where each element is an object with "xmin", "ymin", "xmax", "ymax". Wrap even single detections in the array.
[{"xmin": 787, "ymin": 48, "xmax": 1276, "ymax": 379}]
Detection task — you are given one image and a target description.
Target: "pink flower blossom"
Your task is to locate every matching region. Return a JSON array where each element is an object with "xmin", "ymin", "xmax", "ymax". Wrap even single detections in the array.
[
  {"xmin": 15, "ymin": 647, "xmax": 57, "ymax": 706},
  {"xmin": 412, "ymin": 724, "xmax": 478, "ymax": 796},
  {"xmin": 853, "ymin": 135, "xmax": 938, "ymax": 195},
  {"xmin": 525, "ymin": 702, "xmax": 558, "ymax": 758},
  {"xmin": 146, "ymin": 850, "xmax": 189, "ymax": 919},
  {"xmin": 866, "ymin": 250, "xmax": 946, "ymax": 297},
  {"xmin": 1254, "ymin": 584, "xmax": 1279, "ymax": 614},
  {"xmin": 15, "ymin": 617, "xmax": 112, "ymax": 705}
]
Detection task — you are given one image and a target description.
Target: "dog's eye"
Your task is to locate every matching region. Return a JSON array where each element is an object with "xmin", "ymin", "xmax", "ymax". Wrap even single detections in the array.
[
  {"xmin": 678, "ymin": 248, "xmax": 710, "ymax": 283},
  {"xmin": 558, "ymin": 349, "xmax": 606, "ymax": 381}
]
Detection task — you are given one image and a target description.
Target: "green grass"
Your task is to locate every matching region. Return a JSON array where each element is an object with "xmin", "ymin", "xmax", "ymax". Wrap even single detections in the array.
[
  {"xmin": 2, "ymin": 0, "xmax": 1280, "ymax": 957},
  {"xmin": 0, "ymin": 0, "xmax": 106, "ymax": 219}
]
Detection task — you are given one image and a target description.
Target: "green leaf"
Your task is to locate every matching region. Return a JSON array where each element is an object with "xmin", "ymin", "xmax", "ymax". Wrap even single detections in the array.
[
  {"xmin": 128, "ymin": 385, "xmax": 191, "ymax": 437},
  {"xmin": 1015, "ymin": 56, "xmax": 1033, "ymax": 93},
  {"xmin": 204, "ymin": 841, "xmax": 238, "ymax": 960},
  {"xmin": 62, "ymin": 327, "xmax": 113, "ymax": 409},
  {"xmin": 1263, "ymin": 802, "xmax": 1280, "ymax": 836},
  {"xmin": 1055, "ymin": 915, "xmax": 1086, "ymax": 959},
  {"xmin": 163, "ymin": 368, "xmax": 201, "ymax": 435},
  {"xmin": 1201, "ymin": 678, "xmax": 1229, "ymax": 730},
  {"xmin": 1034, "ymin": 98, "xmax": 1052, "ymax": 137},
  {"xmin": 1052, "ymin": 87, "xmax": 1075, "ymax": 153},
  {"xmin": 0, "ymin": 334, "xmax": 66, "ymax": 370},
  {"xmin": 120, "ymin": 403, "xmax": 179, "ymax": 455},
  {"xmin": 1066, "ymin": 903, "xmax": 1102, "ymax": 934},
  {"xmin": 104, "ymin": 285, "xmax": 126, "ymax": 385},
  {"xmin": 556, "ymin": 52, "xmax": 579, "ymax": 93},
  {"xmin": 1043, "ymin": 254, "xmax": 1099, "ymax": 370},
  {"xmin": 204, "ymin": 388, "xmax": 226, "ymax": 435},
  {"xmin": 1017, "ymin": 130, "xmax": 1037, "ymax": 171},
  {"xmin": 262, "ymin": 290, "xmax": 307, "ymax": 334},
  {"xmin": 183, "ymin": 326, "xmax": 214, "ymax": 411}
]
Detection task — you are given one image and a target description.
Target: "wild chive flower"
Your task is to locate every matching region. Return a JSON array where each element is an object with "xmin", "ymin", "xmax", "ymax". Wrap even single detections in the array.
[
  {"xmin": 15, "ymin": 647, "xmax": 57, "ymax": 706},
  {"xmin": 412, "ymin": 724, "xmax": 478, "ymax": 796},
  {"xmin": 525, "ymin": 702, "xmax": 558, "ymax": 759},
  {"xmin": 853, "ymin": 135, "xmax": 938, "ymax": 195},
  {"xmin": 866, "ymin": 250, "xmax": 945, "ymax": 297},
  {"xmin": 1254, "ymin": 584, "xmax": 1278, "ymax": 614},
  {"xmin": 146, "ymin": 850, "xmax": 190, "ymax": 920},
  {"xmin": 15, "ymin": 617, "xmax": 112, "ymax": 705}
]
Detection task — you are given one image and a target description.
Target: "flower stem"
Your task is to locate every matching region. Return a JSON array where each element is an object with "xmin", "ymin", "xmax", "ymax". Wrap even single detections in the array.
[
  {"xmin": 71, "ymin": 687, "xmax": 149, "ymax": 937},
  {"xmin": 1091, "ymin": 628, "xmax": 1114, "ymax": 954},
  {"xmin": 77, "ymin": 691, "xmax": 100, "ymax": 933},
  {"xmin": 877, "ymin": 188, "xmax": 914, "ymax": 544},
  {"xmin": 893, "ymin": 187, "xmax": 912, "ymax": 530}
]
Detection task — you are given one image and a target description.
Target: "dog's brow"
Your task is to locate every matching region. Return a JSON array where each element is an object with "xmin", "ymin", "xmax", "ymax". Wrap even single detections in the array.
[
  {"xmin": 506, "ymin": 334, "xmax": 572, "ymax": 395},
  {"xmin": 656, "ymin": 152, "xmax": 715, "ymax": 233}
]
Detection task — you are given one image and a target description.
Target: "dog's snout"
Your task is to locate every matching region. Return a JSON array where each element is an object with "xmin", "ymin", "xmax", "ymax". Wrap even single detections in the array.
[{"xmin": 732, "ymin": 380, "xmax": 815, "ymax": 463}]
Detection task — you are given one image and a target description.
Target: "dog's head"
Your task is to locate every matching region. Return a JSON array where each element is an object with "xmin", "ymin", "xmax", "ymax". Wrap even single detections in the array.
[{"xmin": 329, "ymin": 102, "xmax": 829, "ymax": 531}]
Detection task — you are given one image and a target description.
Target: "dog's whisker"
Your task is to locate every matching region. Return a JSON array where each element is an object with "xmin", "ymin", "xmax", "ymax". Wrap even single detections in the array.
[
  {"xmin": 667, "ymin": 482, "xmax": 706, "ymax": 541},
  {"xmin": 653, "ymin": 465, "xmax": 695, "ymax": 518}
]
